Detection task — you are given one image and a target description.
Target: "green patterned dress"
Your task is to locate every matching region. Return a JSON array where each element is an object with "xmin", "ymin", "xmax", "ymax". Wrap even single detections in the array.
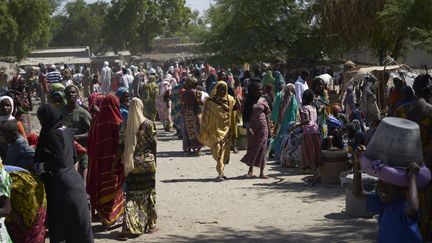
[
  {"xmin": 120, "ymin": 119, "xmax": 157, "ymax": 235},
  {"xmin": 0, "ymin": 168, "xmax": 12, "ymax": 243},
  {"xmin": 140, "ymin": 82, "xmax": 158, "ymax": 122}
]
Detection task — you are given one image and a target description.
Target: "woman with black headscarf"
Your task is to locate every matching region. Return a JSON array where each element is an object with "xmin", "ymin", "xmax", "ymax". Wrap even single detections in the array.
[
  {"xmin": 241, "ymin": 82, "xmax": 271, "ymax": 178},
  {"xmin": 34, "ymin": 104, "xmax": 93, "ymax": 243}
]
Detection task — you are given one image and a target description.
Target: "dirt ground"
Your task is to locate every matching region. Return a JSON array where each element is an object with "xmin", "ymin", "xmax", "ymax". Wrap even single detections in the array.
[
  {"xmin": 29, "ymin": 101, "xmax": 377, "ymax": 243},
  {"xmin": 90, "ymin": 127, "xmax": 378, "ymax": 243}
]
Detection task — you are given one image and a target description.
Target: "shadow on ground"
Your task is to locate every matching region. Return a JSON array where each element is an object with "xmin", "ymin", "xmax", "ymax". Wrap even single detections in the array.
[
  {"xmin": 238, "ymin": 161, "xmax": 346, "ymax": 200},
  {"xmin": 157, "ymin": 149, "xmax": 211, "ymax": 158},
  {"xmin": 160, "ymin": 175, "xmax": 255, "ymax": 184},
  {"xmin": 155, "ymin": 219, "xmax": 376, "ymax": 242}
]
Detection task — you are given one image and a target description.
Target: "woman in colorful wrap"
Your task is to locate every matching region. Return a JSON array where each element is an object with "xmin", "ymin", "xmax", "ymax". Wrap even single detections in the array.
[
  {"xmin": 157, "ymin": 78, "xmax": 173, "ymax": 132},
  {"xmin": 262, "ymin": 70, "xmax": 275, "ymax": 93},
  {"xmin": 140, "ymin": 75, "xmax": 158, "ymax": 122},
  {"xmin": 241, "ymin": 82, "xmax": 271, "ymax": 178},
  {"xmin": 171, "ymin": 80, "xmax": 186, "ymax": 139},
  {"xmin": 311, "ymin": 76, "xmax": 329, "ymax": 138},
  {"xmin": 181, "ymin": 77, "xmax": 204, "ymax": 154},
  {"xmin": 87, "ymin": 95, "xmax": 125, "ymax": 227},
  {"xmin": 87, "ymin": 92, "xmax": 105, "ymax": 118},
  {"xmin": 7, "ymin": 75, "xmax": 33, "ymax": 134},
  {"xmin": 4, "ymin": 165, "xmax": 46, "ymax": 243},
  {"xmin": 115, "ymin": 98, "xmax": 157, "ymax": 239},
  {"xmin": 290, "ymin": 89, "xmax": 322, "ymax": 186},
  {"xmin": 34, "ymin": 104, "xmax": 93, "ymax": 243},
  {"xmin": 0, "ymin": 164, "xmax": 12, "ymax": 242},
  {"xmin": 395, "ymin": 74, "xmax": 432, "ymax": 240},
  {"xmin": 273, "ymin": 71, "xmax": 286, "ymax": 93},
  {"xmin": 116, "ymin": 87, "xmax": 130, "ymax": 121},
  {"xmin": 271, "ymin": 84, "xmax": 298, "ymax": 160},
  {"xmin": 199, "ymin": 81, "xmax": 235, "ymax": 181}
]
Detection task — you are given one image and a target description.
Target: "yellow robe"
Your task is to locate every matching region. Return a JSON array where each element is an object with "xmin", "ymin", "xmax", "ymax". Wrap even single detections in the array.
[{"xmin": 199, "ymin": 94, "xmax": 235, "ymax": 172}]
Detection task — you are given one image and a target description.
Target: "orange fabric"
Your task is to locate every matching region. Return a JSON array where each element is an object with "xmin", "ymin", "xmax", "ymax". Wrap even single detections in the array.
[{"xmin": 17, "ymin": 121, "xmax": 27, "ymax": 140}]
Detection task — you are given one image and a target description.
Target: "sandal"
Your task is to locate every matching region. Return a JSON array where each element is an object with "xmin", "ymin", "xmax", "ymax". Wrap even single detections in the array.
[
  {"xmin": 310, "ymin": 176, "xmax": 321, "ymax": 186},
  {"xmin": 146, "ymin": 227, "xmax": 160, "ymax": 234},
  {"xmin": 117, "ymin": 232, "xmax": 129, "ymax": 241}
]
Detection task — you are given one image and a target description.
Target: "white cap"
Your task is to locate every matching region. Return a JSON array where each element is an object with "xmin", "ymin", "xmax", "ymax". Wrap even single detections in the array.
[
  {"xmin": 104, "ymin": 61, "xmax": 109, "ymax": 66},
  {"xmin": 149, "ymin": 68, "xmax": 156, "ymax": 75},
  {"xmin": 50, "ymin": 64, "xmax": 56, "ymax": 69}
]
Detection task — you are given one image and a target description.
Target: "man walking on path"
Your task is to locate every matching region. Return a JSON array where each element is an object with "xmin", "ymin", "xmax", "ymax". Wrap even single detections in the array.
[{"xmin": 101, "ymin": 61, "xmax": 112, "ymax": 94}]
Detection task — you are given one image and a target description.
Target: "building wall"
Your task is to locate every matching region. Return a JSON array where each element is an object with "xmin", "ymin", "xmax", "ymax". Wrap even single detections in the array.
[{"xmin": 343, "ymin": 46, "xmax": 432, "ymax": 68}]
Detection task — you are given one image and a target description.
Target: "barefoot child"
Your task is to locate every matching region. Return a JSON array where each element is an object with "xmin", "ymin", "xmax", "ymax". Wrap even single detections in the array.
[
  {"xmin": 353, "ymin": 147, "xmax": 423, "ymax": 243},
  {"xmin": 290, "ymin": 89, "xmax": 321, "ymax": 185}
]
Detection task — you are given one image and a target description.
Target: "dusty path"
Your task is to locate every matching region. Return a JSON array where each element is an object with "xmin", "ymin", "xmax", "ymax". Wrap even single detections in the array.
[{"xmin": 92, "ymin": 125, "xmax": 377, "ymax": 242}]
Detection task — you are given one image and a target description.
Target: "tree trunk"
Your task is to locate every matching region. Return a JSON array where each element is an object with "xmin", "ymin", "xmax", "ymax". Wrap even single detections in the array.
[
  {"xmin": 391, "ymin": 33, "xmax": 406, "ymax": 60},
  {"xmin": 378, "ymin": 47, "xmax": 386, "ymax": 66}
]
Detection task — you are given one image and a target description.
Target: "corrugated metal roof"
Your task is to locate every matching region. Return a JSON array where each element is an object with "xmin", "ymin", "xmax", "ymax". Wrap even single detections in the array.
[
  {"xmin": 30, "ymin": 47, "xmax": 89, "ymax": 54},
  {"xmin": 19, "ymin": 56, "xmax": 92, "ymax": 66},
  {"xmin": 135, "ymin": 53, "xmax": 196, "ymax": 61}
]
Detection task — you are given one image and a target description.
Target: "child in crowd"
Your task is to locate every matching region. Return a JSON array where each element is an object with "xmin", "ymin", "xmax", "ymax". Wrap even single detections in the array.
[
  {"xmin": 349, "ymin": 103, "xmax": 365, "ymax": 132},
  {"xmin": 290, "ymin": 89, "xmax": 321, "ymax": 185},
  {"xmin": 92, "ymin": 74, "xmax": 102, "ymax": 94},
  {"xmin": 0, "ymin": 120, "xmax": 35, "ymax": 171},
  {"xmin": 352, "ymin": 147, "xmax": 423, "ymax": 243}
]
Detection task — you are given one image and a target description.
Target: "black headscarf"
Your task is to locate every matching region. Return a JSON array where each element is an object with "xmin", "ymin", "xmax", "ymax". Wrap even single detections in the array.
[
  {"xmin": 34, "ymin": 104, "xmax": 64, "ymax": 167},
  {"xmin": 413, "ymin": 74, "xmax": 432, "ymax": 102},
  {"xmin": 242, "ymin": 82, "xmax": 262, "ymax": 127},
  {"xmin": 37, "ymin": 104, "xmax": 63, "ymax": 140}
]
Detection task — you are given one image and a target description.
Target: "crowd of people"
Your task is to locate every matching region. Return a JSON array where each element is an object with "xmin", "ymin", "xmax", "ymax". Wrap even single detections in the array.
[{"xmin": 0, "ymin": 59, "xmax": 430, "ymax": 242}]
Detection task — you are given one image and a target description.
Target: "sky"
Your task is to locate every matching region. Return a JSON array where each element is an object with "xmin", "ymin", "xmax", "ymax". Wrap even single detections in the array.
[{"xmin": 185, "ymin": 0, "xmax": 213, "ymax": 13}]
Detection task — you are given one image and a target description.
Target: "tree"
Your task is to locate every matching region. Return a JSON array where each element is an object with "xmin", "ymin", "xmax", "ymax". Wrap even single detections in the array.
[
  {"xmin": 180, "ymin": 9, "xmax": 209, "ymax": 43},
  {"xmin": 0, "ymin": 0, "xmax": 54, "ymax": 59},
  {"xmin": 158, "ymin": 0, "xmax": 191, "ymax": 37},
  {"xmin": 0, "ymin": 2, "xmax": 19, "ymax": 56},
  {"xmin": 314, "ymin": 0, "xmax": 432, "ymax": 63},
  {"xmin": 50, "ymin": 0, "xmax": 110, "ymax": 54},
  {"xmin": 104, "ymin": 0, "xmax": 192, "ymax": 53},
  {"xmin": 201, "ymin": 0, "xmax": 322, "ymax": 65}
]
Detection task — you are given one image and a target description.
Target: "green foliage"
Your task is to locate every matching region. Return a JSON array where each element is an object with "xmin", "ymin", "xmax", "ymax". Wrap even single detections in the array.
[
  {"xmin": 178, "ymin": 9, "xmax": 208, "ymax": 43},
  {"xmin": 314, "ymin": 0, "xmax": 432, "ymax": 62},
  {"xmin": 0, "ymin": 0, "xmax": 53, "ymax": 60},
  {"xmin": 51, "ymin": 0, "xmax": 110, "ymax": 54},
  {"xmin": 0, "ymin": 2, "xmax": 19, "ymax": 56},
  {"xmin": 103, "ymin": 0, "xmax": 192, "ymax": 53},
  {"xmin": 201, "ymin": 0, "xmax": 322, "ymax": 65},
  {"xmin": 159, "ymin": 0, "xmax": 191, "ymax": 37}
]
